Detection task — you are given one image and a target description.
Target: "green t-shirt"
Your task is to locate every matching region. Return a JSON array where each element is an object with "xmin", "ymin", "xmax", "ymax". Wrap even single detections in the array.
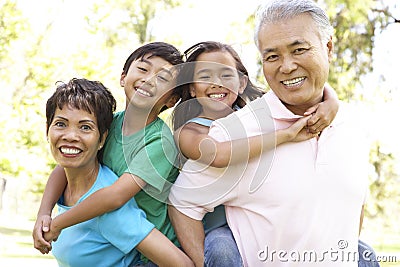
[{"xmin": 102, "ymin": 111, "xmax": 180, "ymax": 249}]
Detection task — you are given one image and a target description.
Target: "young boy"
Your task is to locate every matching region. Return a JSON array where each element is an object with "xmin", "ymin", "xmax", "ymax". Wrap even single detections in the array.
[{"xmin": 33, "ymin": 42, "xmax": 189, "ymax": 266}]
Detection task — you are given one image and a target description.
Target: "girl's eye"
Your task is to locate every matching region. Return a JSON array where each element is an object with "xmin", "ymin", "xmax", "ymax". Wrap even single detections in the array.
[
  {"xmin": 157, "ymin": 75, "xmax": 170, "ymax": 83},
  {"xmin": 197, "ymin": 75, "xmax": 211, "ymax": 80},
  {"xmin": 137, "ymin": 66, "xmax": 147, "ymax": 72},
  {"xmin": 222, "ymin": 73, "xmax": 235, "ymax": 79}
]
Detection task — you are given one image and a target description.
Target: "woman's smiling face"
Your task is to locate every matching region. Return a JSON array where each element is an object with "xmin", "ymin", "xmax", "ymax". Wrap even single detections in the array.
[{"xmin": 47, "ymin": 105, "xmax": 103, "ymax": 170}]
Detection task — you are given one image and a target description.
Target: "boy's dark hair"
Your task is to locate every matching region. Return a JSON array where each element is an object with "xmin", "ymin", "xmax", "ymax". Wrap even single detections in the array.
[
  {"xmin": 172, "ymin": 41, "xmax": 265, "ymax": 130},
  {"xmin": 122, "ymin": 42, "xmax": 183, "ymax": 74},
  {"xmin": 46, "ymin": 78, "xmax": 116, "ymax": 162},
  {"xmin": 122, "ymin": 42, "xmax": 184, "ymax": 113}
]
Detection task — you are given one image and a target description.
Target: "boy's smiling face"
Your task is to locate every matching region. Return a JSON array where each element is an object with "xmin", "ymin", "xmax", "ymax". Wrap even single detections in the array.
[{"xmin": 121, "ymin": 54, "xmax": 178, "ymax": 115}]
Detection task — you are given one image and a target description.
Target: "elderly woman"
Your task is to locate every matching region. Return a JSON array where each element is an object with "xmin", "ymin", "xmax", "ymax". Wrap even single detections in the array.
[{"xmin": 44, "ymin": 78, "xmax": 191, "ymax": 267}]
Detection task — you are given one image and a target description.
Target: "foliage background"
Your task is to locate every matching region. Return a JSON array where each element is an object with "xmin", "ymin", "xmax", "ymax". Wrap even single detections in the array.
[{"xmin": 0, "ymin": 0, "xmax": 399, "ymax": 265}]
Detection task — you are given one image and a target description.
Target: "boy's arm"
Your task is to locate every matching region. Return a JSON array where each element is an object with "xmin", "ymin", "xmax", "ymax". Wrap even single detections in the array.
[
  {"xmin": 44, "ymin": 173, "xmax": 146, "ymax": 241},
  {"xmin": 305, "ymin": 83, "xmax": 339, "ymax": 134},
  {"xmin": 33, "ymin": 165, "xmax": 67, "ymax": 253}
]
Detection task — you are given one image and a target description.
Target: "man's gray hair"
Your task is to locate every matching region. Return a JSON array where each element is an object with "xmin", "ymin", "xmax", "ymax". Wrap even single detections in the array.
[{"xmin": 254, "ymin": 0, "xmax": 334, "ymax": 49}]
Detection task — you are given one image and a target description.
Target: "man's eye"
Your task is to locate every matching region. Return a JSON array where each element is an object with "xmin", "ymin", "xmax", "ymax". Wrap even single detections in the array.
[
  {"xmin": 294, "ymin": 48, "xmax": 308, "ymax": 54},
  {"xmin": 264, "ymin": 55, "xmax": 278, "ymax": 62}
]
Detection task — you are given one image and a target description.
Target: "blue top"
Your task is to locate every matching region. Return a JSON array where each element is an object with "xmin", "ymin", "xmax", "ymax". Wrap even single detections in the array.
[
  {"xmin": 186, "ymin": 117, "xmax": 228, "ymax": 234},
  {"xmin": 52, "ymin": 164, "xmax": 155, "ymax": 267}
]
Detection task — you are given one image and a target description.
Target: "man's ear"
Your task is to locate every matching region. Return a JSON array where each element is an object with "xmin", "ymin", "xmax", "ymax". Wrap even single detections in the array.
[
  {"xmin": 120, "ymin": 72, "xmax": 126, "ymax": 87},
  {"xmin": 239, "ymin": 75, "xmax": 248, "ymax": 95},
  {"xmin": 165, "ymin": 94, "xmax": 180, "ymax": 109},
  {"xmin": 327, "ymin": 36, "xmax": 334, "ymax": 62}
]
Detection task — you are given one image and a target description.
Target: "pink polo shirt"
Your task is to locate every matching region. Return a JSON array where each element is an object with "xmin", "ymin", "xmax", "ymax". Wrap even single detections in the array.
[{"xmin": 169, "ymin": 91, "xmax": 369, "ymax": 266}]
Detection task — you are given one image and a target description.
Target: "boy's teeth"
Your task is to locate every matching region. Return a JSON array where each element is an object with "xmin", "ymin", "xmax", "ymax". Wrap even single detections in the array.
[
  {"xmin": 209, "ymin": 93, "xmax": 225, "ymax": 99},
  {"xmin": 137, "ymin": 88, "xmax": 151, "ymax": 96},
  {"xmin": 282, "ymin": 77, "xmax": 305, "ymax": 86},
  {"xmin": 61, "ymin": 147, "xmax": 81, "ymax": 154}
]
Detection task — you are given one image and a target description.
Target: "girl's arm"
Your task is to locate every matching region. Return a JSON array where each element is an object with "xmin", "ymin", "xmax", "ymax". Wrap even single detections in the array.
[
  {"xmin": 33, "ymin": 165, "xmax": 67, "ymax": 253},
  {"xmin": 177, "ymin": 85, "xmax": 338, "ymax": 168},
  {"xmin": 177, "ymin": 115, "xmax": 314, "ymax": 168},
  {"xmin": 304, "ymin": 83, "xmax": 339, "ymax": 133},
  {"xmin": 44, "ymin": 173, "xmax": 146, "ymax": 241}
]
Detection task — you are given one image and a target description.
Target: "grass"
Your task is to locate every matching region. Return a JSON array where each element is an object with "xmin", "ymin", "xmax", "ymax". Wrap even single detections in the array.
[{"xmin": 0, "ymin": 213, "xmax": 57, "ymax": 267}]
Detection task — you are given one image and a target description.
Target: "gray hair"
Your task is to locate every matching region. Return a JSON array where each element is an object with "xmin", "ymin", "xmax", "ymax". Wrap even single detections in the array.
[{"xmin": 254, "ymin": 0, "xmax": 334, "ymax": 49}]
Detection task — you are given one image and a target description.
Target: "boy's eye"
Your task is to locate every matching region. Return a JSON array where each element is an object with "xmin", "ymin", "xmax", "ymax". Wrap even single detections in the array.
[{"xmin": 137, "ymin": 66, "xmax": 147, "ymax": 72}]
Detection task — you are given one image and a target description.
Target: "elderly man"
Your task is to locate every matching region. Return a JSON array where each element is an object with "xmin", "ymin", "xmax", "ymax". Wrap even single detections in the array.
[{"xmin": 169, "ymin": 0, "xmax": 377, "ymax": 266}]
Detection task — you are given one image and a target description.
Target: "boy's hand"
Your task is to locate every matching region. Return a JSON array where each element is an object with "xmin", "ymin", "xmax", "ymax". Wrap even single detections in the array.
[
  {"xmin": 44, "ymin": 223, "xmax": 61, "ymax": 244},
  {"xmin": 32, "ymin": 215, "xmax": 52, "ymax": 254}
]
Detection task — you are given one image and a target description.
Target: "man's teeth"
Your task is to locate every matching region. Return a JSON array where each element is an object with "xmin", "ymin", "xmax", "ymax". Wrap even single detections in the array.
[
  {"xmin": 209, "ymin": 93, "xmax": 226, "ymax": 99},
  {"xmin": 61, "ymin": 147, "xmax": 81, "ymax": 154},
  {"xmin": 282, "ymin": 77, "xmax": 305, "ymax": 86},
  {"xmin": 136, "ymin": 88, "xmax": 151, "ymax": 96}
]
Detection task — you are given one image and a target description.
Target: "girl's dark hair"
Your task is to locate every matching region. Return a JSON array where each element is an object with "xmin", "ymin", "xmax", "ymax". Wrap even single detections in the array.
[
  {"xmin": 172, "ymin": 41, "xmax": 265, "ymax": 130},
  {"xmin": 46, "ymin": 78, "xmax": 116, "ymax": 162}
]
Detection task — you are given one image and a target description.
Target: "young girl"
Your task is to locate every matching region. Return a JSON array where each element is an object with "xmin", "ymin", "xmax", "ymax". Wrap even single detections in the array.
[{"xmin": 168, "ymin": 41, "xmax": 339, "ymax": 267}]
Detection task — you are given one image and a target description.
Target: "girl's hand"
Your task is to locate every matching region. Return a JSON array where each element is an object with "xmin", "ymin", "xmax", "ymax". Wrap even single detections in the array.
[
  {"xmin": 278, "ymin": 116, "xmax": 318, "ymax": 144},
  {"xmin": 32, "ymin": 215, "xmax": 52, "ymax": 254},
  {"xmin": 304, "ymin": 84, "xmax": 339, "ymax": 134}
]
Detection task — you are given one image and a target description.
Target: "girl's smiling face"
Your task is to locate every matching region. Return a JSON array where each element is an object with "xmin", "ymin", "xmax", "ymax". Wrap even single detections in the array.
[{"xmin": 191, "ymin": 51, "xmax": 247, "ymax": 119}]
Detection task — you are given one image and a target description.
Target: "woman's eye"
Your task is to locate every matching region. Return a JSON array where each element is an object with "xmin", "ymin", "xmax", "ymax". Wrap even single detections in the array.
[
  {"xmin": 81, "ymin": 125, "xmax": 92, "ymax": 131},
  {"xmin": 54, "ymin": 121, "xmax": 65, "ymax": 127},
  {"xmin": 137, "ymin": 66, "xmax": 147, "ymax": 72}
]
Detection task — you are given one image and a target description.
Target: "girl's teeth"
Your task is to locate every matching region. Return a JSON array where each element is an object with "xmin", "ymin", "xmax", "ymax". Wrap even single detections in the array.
[{"xmin": 209, "ymin": 93, "xmax": 225, "ymax": 99}]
